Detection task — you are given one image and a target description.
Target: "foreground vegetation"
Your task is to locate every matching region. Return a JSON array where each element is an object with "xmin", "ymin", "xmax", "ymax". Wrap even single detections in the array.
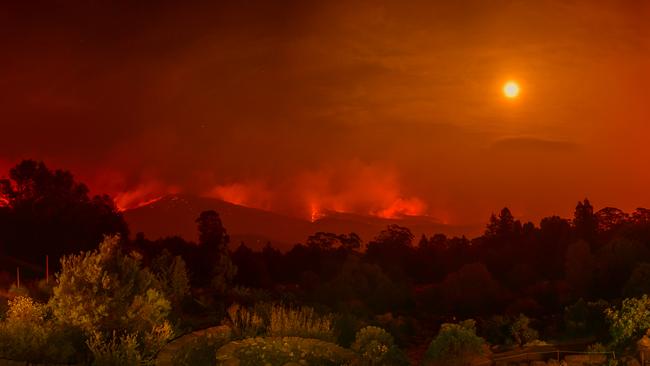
[{"xmin": 3, "ymin": 160, "xmax": 650, "ymax": 364}]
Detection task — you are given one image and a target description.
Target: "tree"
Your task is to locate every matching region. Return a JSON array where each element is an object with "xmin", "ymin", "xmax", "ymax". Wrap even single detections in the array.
[
  {"xmin": 595, "ymin": 207, "xmax": 629, "ymax": 234},
  {"xmin": 437, "ymin": 263, "xmax": 505, "ymax": 316},
  {"xmin": 49, "ymin": 236, "xmax": 171, "ymax": 337},
  {"xmin": 595, "ymin": 238, "xmax": 650, "ymax": 297},
  {"xmin": 573, "ymin": 199, "xmax": 598, "ymax": 244},
  {"xmin": 485, "ymin": 207, "xmax": 518, "ymax": 238},
  {"xmin": 423, "ymin": 320, "xmax": 485, "ymax": 366},
  {"xmin": 195, "ymin": 210, "xmax": 236, "ymax": 291},
  {"xmin": 623, "ymin": 263, "xmax": 650, "ymax": 298},
  {"xmin": 306, "ymin": 232, "xmax": 361, "ymax": 251},
  {"xmin": 366, "ymin": 225, "xmax": 415, "ymax": 280},
  {"xmin": 150, "ymin": 250, "xmax": 190, "ymax": 310},
  {"xmin": 565, "ymin": 240, "xmax": 596, "ymax": 297},
  {"xmin": 605, "ymin": 295, "xmax": 650, "ymax": 349},
  {"xmin": 0, "ymin": 160, "xmax": 127, "ymax": 267}
]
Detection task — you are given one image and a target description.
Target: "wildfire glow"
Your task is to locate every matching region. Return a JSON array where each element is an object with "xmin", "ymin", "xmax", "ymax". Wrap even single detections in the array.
[
  {"xmin": 113, "ymin": 182, "xmax": 179, "ymax": 211},
  {"xmin": 310, "ymin": 204, "xmax": 323, "ymax": 222}
]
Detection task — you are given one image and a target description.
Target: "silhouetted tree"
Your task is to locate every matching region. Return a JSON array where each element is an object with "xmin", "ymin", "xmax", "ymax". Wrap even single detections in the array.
[
  {"xmin": 0, "ymin": 160, "xmax": 127, "ymax": 271},
  {"xmin": 195, "ymin": 210, "xmax": 236, "ymax": 291},
  {"xmin": 366, "ymin": 225, "xmax": 416, "ymax": 280},
  {"xmin": 595, "ymin": 207, "xmax": 629, "ymax": 235},
  {"xmin": 306, "ymin": 232, "xmax": 361, "ymax": 251},
  {"xmin": 573, "ymin": 199, "xmax": 598, "ymax": 245},
  {"xmin": 564, "ymin": 240, "xmax": 596, "ymax": 298}
]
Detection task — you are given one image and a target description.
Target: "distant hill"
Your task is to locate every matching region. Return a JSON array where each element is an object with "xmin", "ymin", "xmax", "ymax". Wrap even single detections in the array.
[{"xmin": 123, "ymin": 194, "xmax": 480, "ymax": 251}]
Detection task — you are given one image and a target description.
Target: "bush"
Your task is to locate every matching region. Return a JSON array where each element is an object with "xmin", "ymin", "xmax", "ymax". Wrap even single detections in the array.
[
  {"xmin": 87, "ymin": 331, "xmax": 142, "ymax": 366},
  {"xmin": 215, "ymin": 336, "xmax": 357, "ymax": 366},
  {"xmin": 151, "ymin": 250, "xmax": 190, "ymax": 311},
  {"xmin": 50, "ymin": 235, "xmax": 172, "ymax": 336},
  {"xmin": 0, "ymin": 296, "xmax": 83, "ymax": 363},
  {"xmin": 510, "ymin": 314, "xmax": 539, "ymax": 346},
  {"xmin": 172, "ymin": 327, "xmax": 231, "ymax": 366},
  {"xmin": 480, "ymin": 314, "xmax": 539, "ymax": 347},
  {"xmin": 334, "ymin": 313, "xmax": 360, "ymax": 348},
  {"xmin": 374, "ymin": 312, "xmax": 418, "ymax": 346},
  {"xmin": 352, "ymin": 326, "xmax": 408, "ymax": 365},
  {"xmin": 423, "ymin": 319, "xmax": 485, "ymax": 366},
  {"xmin": 564, "ymin": 298, "xmax": 609, "ymax": 339},
  {"xmin": 227, "ymin": 303, "xmax": 264, "ymax": 339},
  {"xmin": 268, "ymin": 305, "xmax": 335, "ymax": 341},
  {"xmin": 605, "ymin": 295, "xmax": 650, "ymax": 349},
  {"xmin": 480, "ymin": 315, "xmax": 512, "ymax": 345}
]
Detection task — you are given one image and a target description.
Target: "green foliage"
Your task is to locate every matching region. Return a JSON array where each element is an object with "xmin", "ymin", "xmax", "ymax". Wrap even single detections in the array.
[
  {"xmin": 586, "ymin": 342, "xmax": 609, "ymax": 352},
  {"xmin": 49, "ymin": 235, "xmax": 173, "ymax": 363},
  {"xmin": 480, "ymin": 314, "xmax": 538, "ymax": 346},
  {"xmin": 0, "ymin": 296, "xmax": 83, "ymax": 363},
  {"xmin": 268, "ymin": 304, "xmax": 335, "ymax": 341},
  {"xmin": 317, "ymin": 256, "xmax": 412, "ymax": 314},
  {"xmin": 623, "ymin": 263, "xmax": 650, "ymax": 298},
  {"xmin": 212, "ymin": 253, "xmax": 238, "ymax": 294},
  {"xmin": 374, "ymin": 312, "xmax": 418, "ymax": 346},
  {"xmin": 151, "ymin": 250, "xmax": 190, "ymax": 309},
  {"xmin": 509, "ymin": 314, "xmax": 539, "ymax": 346},
  {"xmin": 227, "ymin": 303, "xmax": 264, "ymax": 339},
  {"xmin": 564, "ymin": 298, "xmax": 609, "ymax": 338},
  {"xmin": 171, "ymin": 327, "xmax": 232, "ymax": 366},
  {"xmin": 50, "ymin": 235, "xmax": 172, "ymax": 336},
  {"xmin": 605, "ymin": 295, "xmax": 650, "ymax": 349},
  {"xmin": 424, "ymin": 319, "xmax": 485, "ymax": 366},
  {"xmin": 87, "ymin": 331, "xmax": 142, "ymax": 366},
  {"xmin": 351, "ymin": 326, "xmax": 408, "ymax": 365},
  {"xmin": 215, "ymin": 336, "xmax": 357, "ymax": 366},
  {"xmin": 481, "ymin": 315, "xmax": 512, "ymax": 345},
  {"xmin": 334, "ymin": 313, "xmax": 360, "ymax": 348}
]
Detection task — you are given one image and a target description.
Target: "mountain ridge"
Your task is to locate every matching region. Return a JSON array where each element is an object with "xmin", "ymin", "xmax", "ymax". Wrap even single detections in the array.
[{"xmin": 123, "ymin": 194, "xmax": 480, "ymax": 251}]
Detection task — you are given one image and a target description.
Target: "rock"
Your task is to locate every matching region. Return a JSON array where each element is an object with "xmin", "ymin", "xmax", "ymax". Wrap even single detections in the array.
[
  {"xmin": 624, "ymin": 357, "xmax": 641, "ymax": 366},
  {"xmin": 564, "ymin": 354, "xmax": 608, "ymax": 363}
]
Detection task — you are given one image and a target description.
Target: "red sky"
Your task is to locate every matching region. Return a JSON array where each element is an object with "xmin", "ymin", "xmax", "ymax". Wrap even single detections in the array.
[{"xmin": 1, "ymin": 1, "xmax": 649, "ymax": 227}]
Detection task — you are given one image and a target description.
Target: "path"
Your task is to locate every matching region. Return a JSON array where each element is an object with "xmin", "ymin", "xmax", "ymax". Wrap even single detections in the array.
[{"xmin": 155, "ymin": 325, "xmax": 231, "ymax": 366}]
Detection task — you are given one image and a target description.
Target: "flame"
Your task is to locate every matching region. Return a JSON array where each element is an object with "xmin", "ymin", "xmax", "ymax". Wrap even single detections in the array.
[
  {"xmin": 113, "ymin": 182, "xmax": 180, "ymax": 211},
  {"xmin": 310, "ymin": 203, "xmax": 325, "ymax": 222},
  {"xmin": 205, "ymin": 161, "xmax": 429, "ymax": 221},
  {"xmin": 207, "ymin": 181, "xmax": 273, "ymax": 210},
  {"xmin": 374, "ymin": 197, "xmax": 426, "ymax": 218}
]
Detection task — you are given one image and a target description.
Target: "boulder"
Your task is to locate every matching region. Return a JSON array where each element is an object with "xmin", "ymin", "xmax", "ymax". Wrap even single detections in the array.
[{"xmin": 564, "ymin": 354, "xmax": 607, "ymax": 364}]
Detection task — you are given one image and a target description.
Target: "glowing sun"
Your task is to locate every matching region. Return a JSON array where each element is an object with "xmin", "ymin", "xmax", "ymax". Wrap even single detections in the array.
[{"xmin": 503, "ymin": 81, "xmax": 520, "ymax": 99}]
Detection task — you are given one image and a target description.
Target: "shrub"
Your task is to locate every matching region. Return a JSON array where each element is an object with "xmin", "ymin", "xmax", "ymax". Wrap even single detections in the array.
[
  {"xmin": 227, "ymin": 303, "xmax": 264, "ymax": 339},
  {"xmin": 49, "ymin": 235, "xmax": 173, "ymax": 363},
  {"xmin": 334, "ymin": 313, "xmax": 360, "ymax": 347},
  {"xmin": 0, "ymin": 296, "xmax": 83, "ymax": 363},
  {"xmin": 605, "ymin": 295, "xmax": 650, "ymax": 349},
  {"xmin": 215, "ymin": 336, "xmax": 357, "ymax": 366},
  {"xmin": 151, "ymin": 250, "xmax": 190, "ymax": 311},
  {"xmin": 171, "ymin": 327, "xmax": 232, "ymax": 366},
  {"xmin": 423, "ymin": 319, "xmax": 485, "ymax": 366},
  {"xmin": 480, "ymin": 315, "xmax": 512, "ymax": 345},
  {"xmin": 87, "ymin": 331, "xmax": 142, "ymax": 366},
  {"xmin": 352, "ymin": 326, "xmax": 408, "ymax": 365},
  {"xmin": 564, "ymin": 298, "xmax": 609, "ymax": 339},
  {"xmin": 510, "ymin": 314, "xmax": 539, "ymax": 346},
  {"xmin": 50, "ymin": 235, "xmax": 171, "ymax": 336},
  {"xmin": 268, "ymin": 305, "xmax": 335, "ymax": 341}
]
